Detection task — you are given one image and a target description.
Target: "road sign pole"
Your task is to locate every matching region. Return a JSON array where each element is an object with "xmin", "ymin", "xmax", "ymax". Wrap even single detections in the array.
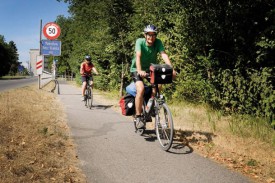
[
  {"xmin": 38, "ymin": 75, "xmax": 41, "ymax": 89},
  {"xmin": 40, "ymin": 19, "xmax": 42, "ymax": 55},
  {"xmin": 39, "ymin": 19, "xmax": 42, "ymax": 89}
]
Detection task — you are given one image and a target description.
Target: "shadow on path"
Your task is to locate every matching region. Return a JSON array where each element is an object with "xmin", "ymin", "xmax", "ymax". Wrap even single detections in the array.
[
  {"xmin": 167, "ymin": 129, "xmax": 215, "ymax": 154},
  {"xmin": 92, "ymin": 105, "xmax": 113, "ymax": 110}
]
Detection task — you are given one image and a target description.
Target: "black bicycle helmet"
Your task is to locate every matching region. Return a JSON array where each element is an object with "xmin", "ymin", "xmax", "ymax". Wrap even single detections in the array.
[
  {"xmin": 85, "ymin": 55, "xmax": 91, "ymax": 61},
  {"xmin": 143, "ymin": 24, "xmax": 158, "ymax": 34}
]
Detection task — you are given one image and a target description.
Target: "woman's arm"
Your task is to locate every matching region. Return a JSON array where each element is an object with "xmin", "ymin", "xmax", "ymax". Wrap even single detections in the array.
[
  {"xmin": 80, "ymin": 63, "xmax": 84, "ymax": 75},
  {"xmin": 92, "ymin": 67, "xmax": 99, "ymax": 75}
]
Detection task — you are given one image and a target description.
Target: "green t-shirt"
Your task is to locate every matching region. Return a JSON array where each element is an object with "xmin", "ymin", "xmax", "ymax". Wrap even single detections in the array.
[{"xmin": 130, "ymin": 38, "xmax": 165, "ymax": 72}]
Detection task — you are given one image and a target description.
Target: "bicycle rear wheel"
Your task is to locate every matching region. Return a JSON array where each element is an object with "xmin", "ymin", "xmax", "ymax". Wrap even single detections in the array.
[
  {"xmin": 86, "ymin": 87, "xmax": 93, "ymax": 109},
  {"xmin": 155, "ymin": 102, "xmax": 174, "ymax": 151},
  {"xmin": 85, "ymin": 89, "xmax": 89, "ymax": 107}
]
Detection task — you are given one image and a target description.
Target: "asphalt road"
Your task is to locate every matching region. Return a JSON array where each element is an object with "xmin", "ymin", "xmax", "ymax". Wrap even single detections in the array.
[
  {"xmin": 0, "ymin": 77, "xmax": 37, "ymax": 92},
  {"xmin": 57, "ymin": 80, "xmax": 252, "ymax": 183}
]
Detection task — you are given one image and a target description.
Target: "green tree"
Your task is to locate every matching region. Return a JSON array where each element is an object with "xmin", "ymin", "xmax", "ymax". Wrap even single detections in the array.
[
  {"xmin": 0, "ymin": 36, "xmax": 19, "ymax": 76},
  {"xmin": 57, "ymin": 0, "xmax": 274, "ymax": 120}
]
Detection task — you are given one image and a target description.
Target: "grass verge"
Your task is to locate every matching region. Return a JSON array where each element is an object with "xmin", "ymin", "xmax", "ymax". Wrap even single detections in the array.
[
  {"xmin": 0, "ymin": 76, "xmax": 27, "ymax": 80},
  {"xmin": 0, "ymin": 81, "xmax": 86, "ymax": 182},
  {"xmin": 168, "ymin": 100, "xmax": 275, "ymax": 183}
]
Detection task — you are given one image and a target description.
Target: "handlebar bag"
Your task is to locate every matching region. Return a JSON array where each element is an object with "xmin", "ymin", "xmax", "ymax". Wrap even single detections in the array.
[
  {"xmin": 119, "ymin": 93, "xmax": 135, "ymax": 116},
  {"xmin": 149, "ymin": 64, "xmax": 173, "ymax": 84}
]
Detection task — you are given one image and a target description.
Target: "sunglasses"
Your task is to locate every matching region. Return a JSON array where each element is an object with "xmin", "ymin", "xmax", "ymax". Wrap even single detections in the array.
[{"xmin": 146, "ymin": 33, "xmax": 157, "ymax": 38}]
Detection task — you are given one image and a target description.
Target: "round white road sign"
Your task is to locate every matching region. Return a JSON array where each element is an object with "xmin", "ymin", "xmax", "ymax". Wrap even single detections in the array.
[{"xmin": 43, "ymin": 22, "xmax": 61, "ymax": 40}]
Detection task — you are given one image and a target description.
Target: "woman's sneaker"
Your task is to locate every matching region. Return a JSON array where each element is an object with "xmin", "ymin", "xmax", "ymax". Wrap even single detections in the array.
[{"xmin": 81, "ymin": 96, "xmax": 86, "ymax": 101}]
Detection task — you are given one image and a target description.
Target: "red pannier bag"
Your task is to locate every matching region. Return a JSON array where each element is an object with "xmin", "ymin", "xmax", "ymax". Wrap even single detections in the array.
[
  {"xmin": 119, "ymin": 93, "xmax": 135, "ymax": 116},
  {"xmin": 149, "ymin": 64, "xmax": 173, "ymax": 84}
]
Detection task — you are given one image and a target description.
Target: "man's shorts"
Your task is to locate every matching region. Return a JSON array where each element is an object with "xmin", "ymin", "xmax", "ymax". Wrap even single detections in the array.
[{"xmin": 81, "ymin": 75, "xmax": 93, "ymax": 83}]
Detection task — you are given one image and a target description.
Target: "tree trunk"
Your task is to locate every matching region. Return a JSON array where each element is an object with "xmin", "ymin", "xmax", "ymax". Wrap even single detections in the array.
[{"xmin": 119, "ymin": 62, "xmax": 124, "ymax": 97}]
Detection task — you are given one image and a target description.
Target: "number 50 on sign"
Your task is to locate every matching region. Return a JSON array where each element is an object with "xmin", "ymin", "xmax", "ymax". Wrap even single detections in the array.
[{"xmin": 43, "ymin": 22, "xmax": 61, "ymax": 40}]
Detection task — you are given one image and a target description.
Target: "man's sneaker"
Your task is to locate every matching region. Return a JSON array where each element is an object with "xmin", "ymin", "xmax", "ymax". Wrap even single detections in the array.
[{"xmin": 135, "ymin": 116, "xmax": 145, "ymax": 129}]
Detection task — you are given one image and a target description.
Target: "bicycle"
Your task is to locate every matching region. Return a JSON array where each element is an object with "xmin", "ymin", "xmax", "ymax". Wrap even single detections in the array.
[
  {"xmin": 83, "ymin": 76, "xmax": 93, "ymax": 109},
  {"xmin": 133, "ymin": 72, "xmax": 174, "ymax": 151}
]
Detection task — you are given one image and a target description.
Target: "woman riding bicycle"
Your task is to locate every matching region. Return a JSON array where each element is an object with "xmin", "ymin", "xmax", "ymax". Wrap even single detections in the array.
[
  {"xmin": 130, "ymin": 24, "xmax": 176, "ymax": 129},
  {"xmin": 80, "ymin": 55, "xmax": 99, "ymax": 101}
]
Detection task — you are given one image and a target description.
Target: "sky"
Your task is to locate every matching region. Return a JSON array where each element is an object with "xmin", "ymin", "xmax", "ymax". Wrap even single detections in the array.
[{"xmin": 0, "ymin": 0, "xmax": 70, "ymax": 68}]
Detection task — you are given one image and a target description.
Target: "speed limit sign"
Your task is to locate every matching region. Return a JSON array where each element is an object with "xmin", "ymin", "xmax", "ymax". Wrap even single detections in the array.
[{"xmin": 43, "ymin": 22, "xmax": 61, "ymax": 40}]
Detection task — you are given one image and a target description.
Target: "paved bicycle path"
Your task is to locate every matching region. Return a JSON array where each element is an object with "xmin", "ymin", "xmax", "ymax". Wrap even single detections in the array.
[{"xmin": 57, "ymin": 80, "xmax": 252, "ymax": 183}]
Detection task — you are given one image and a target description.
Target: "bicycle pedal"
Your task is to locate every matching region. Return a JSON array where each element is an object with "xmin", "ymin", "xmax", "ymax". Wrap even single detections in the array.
[{"xmin": 135, "ymin": 127, "xmax": 145, "ymax": 134}]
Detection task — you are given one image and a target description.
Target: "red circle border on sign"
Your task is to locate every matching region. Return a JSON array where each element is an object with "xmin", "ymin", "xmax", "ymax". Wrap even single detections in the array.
[{"xmin": 43, "ymin": 22, "xmax": 61, "ymax": 40}]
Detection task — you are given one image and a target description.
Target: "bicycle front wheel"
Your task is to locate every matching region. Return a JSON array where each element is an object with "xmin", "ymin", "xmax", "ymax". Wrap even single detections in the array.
[
  {"xmin": 86, "ymin": 88, "xmax": 93, "ymax": 109},
  {"xmin": 155, "ymin": 102, "xmax": 174, "ymax": 151}
]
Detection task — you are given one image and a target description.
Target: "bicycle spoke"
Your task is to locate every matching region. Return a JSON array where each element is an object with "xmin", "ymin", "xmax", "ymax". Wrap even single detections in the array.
[
  {"xmin": 159, "ymin": 124, "xmax": 170, "ymax": 145},
  {"xmin": 162, "ymin": 128, "xmax": 170, "ymax": 141}
]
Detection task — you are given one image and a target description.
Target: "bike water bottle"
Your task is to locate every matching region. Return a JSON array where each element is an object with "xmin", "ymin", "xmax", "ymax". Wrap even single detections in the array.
[{"xmin": 146, "ymin": 97, "xmax": 154, "ymax": 113}]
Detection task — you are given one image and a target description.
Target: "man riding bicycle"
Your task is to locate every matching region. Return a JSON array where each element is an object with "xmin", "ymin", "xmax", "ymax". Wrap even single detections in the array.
[
  {"xmin": 130, "ymin": 24, "xmax": 176, "ymax": 129},
  {"xmin": 80, "ymin": 55, "xmax": 99, "ymax": 101}
]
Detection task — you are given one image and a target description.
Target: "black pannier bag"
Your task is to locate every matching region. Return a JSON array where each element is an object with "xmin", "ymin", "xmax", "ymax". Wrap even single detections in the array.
[
  {"xmin": 149, "ymin": 64, "xmax": 173, "ymax": 84},
  {"xmin": 119, "ymin": 93, "xmax": 135, "ymax": 116}
]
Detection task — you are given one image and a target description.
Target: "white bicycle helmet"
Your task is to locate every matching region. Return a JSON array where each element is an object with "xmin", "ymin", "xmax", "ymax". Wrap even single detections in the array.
[{"xmin": 143, "ymin": 24, "xmax": 158, "ymax": 34}]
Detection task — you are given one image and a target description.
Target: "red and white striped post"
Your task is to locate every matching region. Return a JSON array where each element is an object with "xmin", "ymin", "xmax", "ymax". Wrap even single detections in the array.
[{"xmin": 36, "ymin": 55, "xmax": 43, "ymax": 89}]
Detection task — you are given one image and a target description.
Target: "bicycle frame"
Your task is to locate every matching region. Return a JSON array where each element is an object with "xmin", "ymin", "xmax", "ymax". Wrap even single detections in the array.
[{"xmin": 135, "ymin": 82, "xmax": 174, "ymax": 151}]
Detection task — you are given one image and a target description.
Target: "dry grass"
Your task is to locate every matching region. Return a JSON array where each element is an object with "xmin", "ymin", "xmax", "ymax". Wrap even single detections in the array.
[
  {"xmin": 169, "ymin": 102, "xmax": 275, "ymax": 183},
  {"xmin": 0, "ymin": 81, "xmax": 86, "ymax": 183}
]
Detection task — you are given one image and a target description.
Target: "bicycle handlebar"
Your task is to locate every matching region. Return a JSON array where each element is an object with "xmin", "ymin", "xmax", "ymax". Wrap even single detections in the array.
[
  {"xmin": 83, "ymin": 73, "xmax": 99, "ymax": 76},
  {"xmin": 137, "ymin": 71, "xmax": 150, "ymax": 78}
]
